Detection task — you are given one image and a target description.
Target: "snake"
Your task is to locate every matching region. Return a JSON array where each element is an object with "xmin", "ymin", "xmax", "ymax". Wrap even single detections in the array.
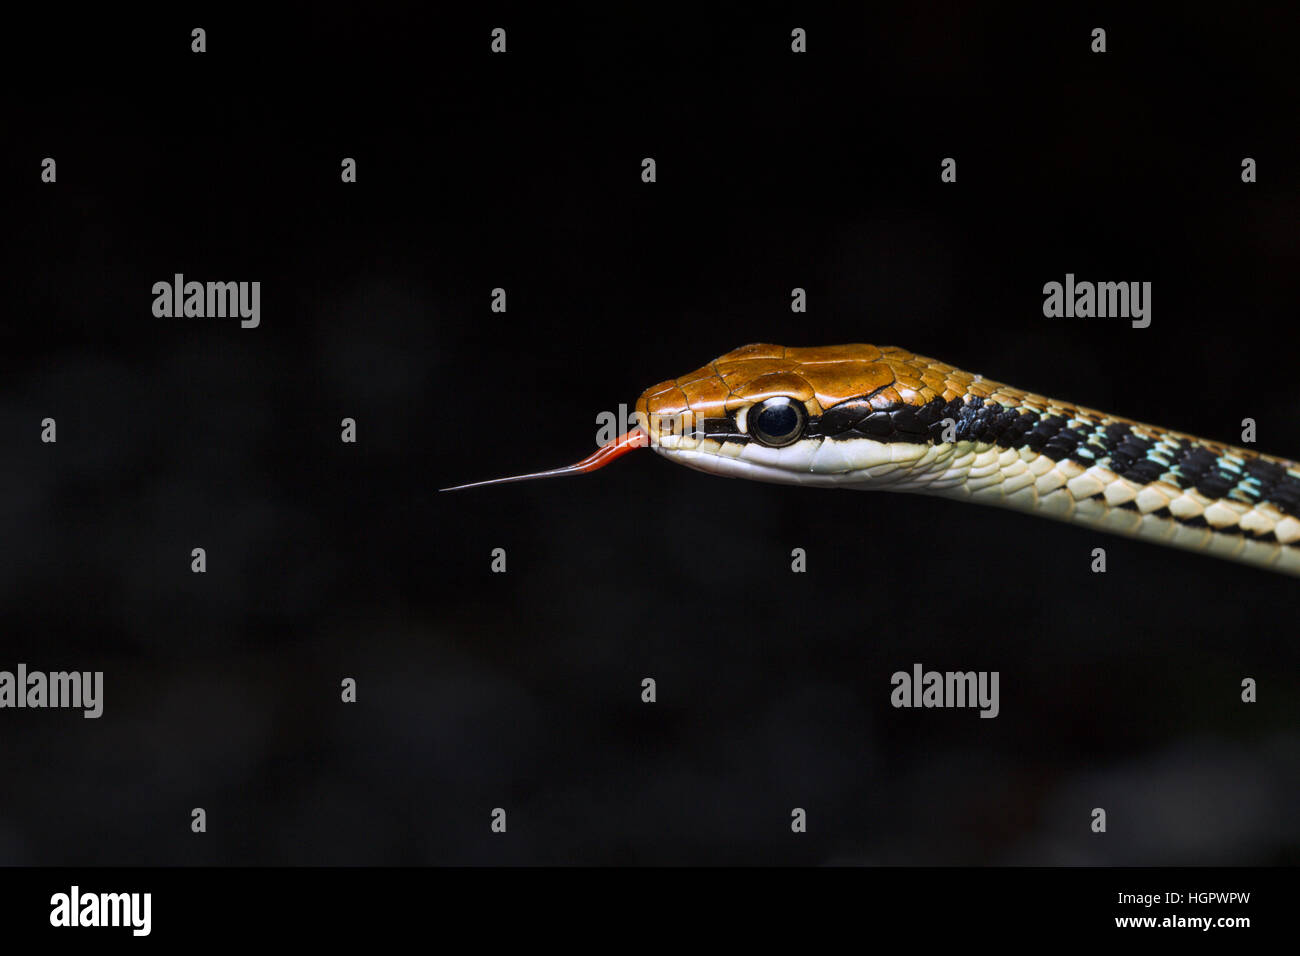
[{"xmin": 445, "ymin": 343, "xmax": 1300, "ymax": 577}]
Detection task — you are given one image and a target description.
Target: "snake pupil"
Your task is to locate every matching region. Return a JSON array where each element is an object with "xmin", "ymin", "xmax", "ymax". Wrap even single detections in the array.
[{"xmin": 750, "ymin": 398, "xmax": 806, "ymax": 447}]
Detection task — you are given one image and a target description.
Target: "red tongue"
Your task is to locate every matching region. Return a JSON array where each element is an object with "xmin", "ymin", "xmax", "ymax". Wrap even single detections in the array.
[{"xmin": 440, "ymin": 428, "xmax": 650, "ymax": 491}]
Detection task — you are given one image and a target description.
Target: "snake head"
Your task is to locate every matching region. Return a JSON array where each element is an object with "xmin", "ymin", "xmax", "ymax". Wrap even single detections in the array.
[
  {"xmin": 443, "ymin": 342, "xmax": 971, "ymax": 491},
  {"xmin": 633, "ymin": 342, "xmax": 963, "ymax": 486}
]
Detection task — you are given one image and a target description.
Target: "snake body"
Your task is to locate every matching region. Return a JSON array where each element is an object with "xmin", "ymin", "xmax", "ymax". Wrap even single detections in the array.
[{"xmin": 633, "ymin": 343, "xmax": 1300, "ymax": 576}]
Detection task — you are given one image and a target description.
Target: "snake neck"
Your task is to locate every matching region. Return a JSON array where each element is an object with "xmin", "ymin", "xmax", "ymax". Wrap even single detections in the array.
[{"xmin": 903, "ymin": 433, "xmax": 1300, "ymax": 576}]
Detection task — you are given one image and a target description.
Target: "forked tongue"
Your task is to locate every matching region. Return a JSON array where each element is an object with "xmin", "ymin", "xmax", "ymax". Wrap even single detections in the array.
[{"xmin": 440, "ymin": 428, "xmax": 649, "ymax": 492}]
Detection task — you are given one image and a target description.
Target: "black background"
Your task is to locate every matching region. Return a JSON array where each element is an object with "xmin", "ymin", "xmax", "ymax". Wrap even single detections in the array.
[{"xmin": 2, "ymin": 4, "xmax": 1297, "ymax": 865}]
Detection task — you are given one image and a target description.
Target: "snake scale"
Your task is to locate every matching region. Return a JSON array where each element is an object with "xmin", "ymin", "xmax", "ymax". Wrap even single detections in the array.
[{"xmin": 448, "ymin": 343, "xmax": 1300, "ymax": 577}]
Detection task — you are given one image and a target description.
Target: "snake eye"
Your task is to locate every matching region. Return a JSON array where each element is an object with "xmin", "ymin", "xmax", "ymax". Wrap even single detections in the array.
[{"xmin": 748, "ymin": 397, "xmax": 807, "ymax": 447}]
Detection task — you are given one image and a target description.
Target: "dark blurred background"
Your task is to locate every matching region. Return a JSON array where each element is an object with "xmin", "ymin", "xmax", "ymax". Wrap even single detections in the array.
[{"xmin": 1, "ymin": 4, "xmax": 1297, "ymax": 864}]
